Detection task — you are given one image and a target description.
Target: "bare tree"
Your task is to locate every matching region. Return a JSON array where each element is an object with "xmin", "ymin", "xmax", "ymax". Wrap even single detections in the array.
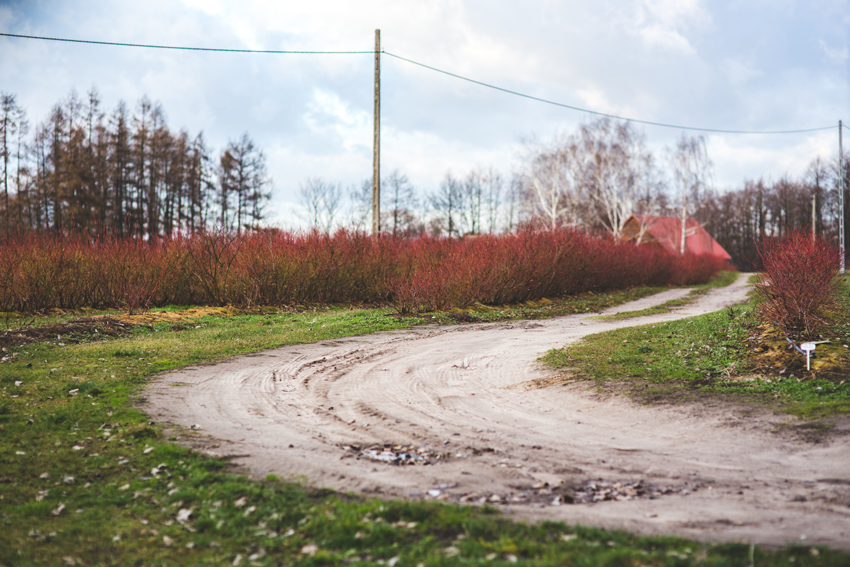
[
  {"xmin": 519, "ymin": 133, "xmax": 585, "ymax": 229},
  {"xmin": 218, "ymin": 133, "xmax": 271, "ymax": 232},
  {"xmin": 504, "ymin": 174, "xmax": 526, "ymax": 233},
  {"xmin": 346, "ymin": 179, "xmax": 372, "ymax": 230},
  {"xmin": 430, "ymin": 172, "xmax": 463, "ymax": 237},
  {"xmin": 806, "ymin": 156, "xmax": 829, "ymax": 236},
  {"xmin": 483, "ymin": 167, "xmax": 504, "ymax": 234},
  {"xmin": 299, "ymin": 176, "xmax": 342, "ymax": 232},
  {"xmin": 460, "ymin": 170, "xmax": 483, "ymax": 235},
  {"xmin": 580, "ymin": 119, "xmax": 656, "ymax": 238},
  {"xmin": 382, "ymin": 170, "xmax": 420, "ymax": 236},
  {"xmin": 13, "ymin": 104, "xmax": 30, "ymax": 230},
  {"xmin": 1, "ymin": 93, "xmax": 25, "ymax": 233},
  {"xmin": 668, "ymin": 134, "xmax": 713, "ymax": 254}
]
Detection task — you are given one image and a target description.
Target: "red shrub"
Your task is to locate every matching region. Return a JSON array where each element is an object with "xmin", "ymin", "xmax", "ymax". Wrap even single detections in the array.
[
  {"xmin": 0, "ymin": 239, "xmax": 20, "ymax": 313},
  {"xmin": 753, "ymin": 232, "xmax": 842, "ymax": 337},
  {"xmin": 100, "ymin": 238, "xmax": 174, "ymax": 314},
  {"xmin": 0, "ymin": 228, "xmax": 727, "ymax": 314}
]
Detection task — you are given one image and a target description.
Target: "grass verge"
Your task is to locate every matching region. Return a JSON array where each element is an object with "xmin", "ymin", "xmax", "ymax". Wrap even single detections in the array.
[
  {"xmin": 542, "ymin": 276, "xmax": 850, "ymax": 423},
  {"xmin": 1, "ymin": 283, "xmax": 668, "ymax": 334},
  {"xmin": 2, "ymin": 290, "xmax": 849, "ymax": 565},
  {"xmin": 595, "ymin": 271, "xmax": 739, "ymax": 321},
  {"xmin": 427, "ymin": 284, "xmax": 669, "ymax": 324}
]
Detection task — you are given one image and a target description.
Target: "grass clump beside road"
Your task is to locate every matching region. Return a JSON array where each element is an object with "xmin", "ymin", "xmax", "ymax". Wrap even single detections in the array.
[
  {"xmin": 1, "ymin": 290, "xmax": 848, "ymax": 565},
  {"xmin": 0, "ymin": 282, "xmax": 669, "ymax": 335},
  {"xmin": 596, "ymin": 270, "xmax": 739, "ymax": 321},
  {"xmin": 542, "ymin": 276, "xmax": 850, "ymax": 422},
  {"xmin": 428, "ymin": 271, "xmax": 736, "ymax": 325},
  {"xmin": 427, "ymin": 284, "xmax": 670, "ymax": 324}
]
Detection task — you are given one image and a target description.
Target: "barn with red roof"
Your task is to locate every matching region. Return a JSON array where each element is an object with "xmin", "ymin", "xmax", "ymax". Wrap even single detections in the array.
[{"xmin": 621, "ymin": 214, "xmax": 732, "ymax": 262}]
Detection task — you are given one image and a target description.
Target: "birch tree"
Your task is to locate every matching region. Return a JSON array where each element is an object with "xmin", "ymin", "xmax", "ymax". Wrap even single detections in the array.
[
  {"xmin": 580, "ymin": 119, "xmax": 656, "ymax": 238},
  {"xmin": 521, "ymin": 134, "xmax": 584, "ymax": 229},
  {"xmin": 668, "ymin": 134, "xmax": 713, "ymax": 254},
  {"xmin": 483, "ymin": 167, "xmax": 503, "ymax": 233},
  {"xmin": 299, "ymin": 176, "xmax": 342, "ymax": 232}
]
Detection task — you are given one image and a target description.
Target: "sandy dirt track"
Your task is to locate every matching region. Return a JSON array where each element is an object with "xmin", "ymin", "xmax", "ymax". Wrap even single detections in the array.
[{"xmin": 144, "ymin": 274, "xmax": 850, "ymax": 550}]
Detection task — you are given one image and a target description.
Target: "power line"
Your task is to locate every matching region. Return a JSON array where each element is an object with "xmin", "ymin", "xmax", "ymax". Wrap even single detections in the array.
[
  {"xmin": 384, "ymin": 52, "xmax": 835, "ymax": 135},
  {"xmin": 2, "ymin": 31, "xmax": 839, "ymax": 135},
  {"xmin": 0, "ymin": 32, "xmax": 372, "ymax": 54}
]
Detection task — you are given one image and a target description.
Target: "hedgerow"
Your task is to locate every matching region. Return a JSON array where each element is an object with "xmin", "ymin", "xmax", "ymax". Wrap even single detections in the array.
[{"xmin": 0, "ymin": 229, "xmax": 728, "ymax": 313}]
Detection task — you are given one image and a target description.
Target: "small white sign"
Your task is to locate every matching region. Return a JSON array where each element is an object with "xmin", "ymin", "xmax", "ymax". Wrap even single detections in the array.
[{"xmin": 800, "ymin": 343, "xmax": 816, "ymax": 370}]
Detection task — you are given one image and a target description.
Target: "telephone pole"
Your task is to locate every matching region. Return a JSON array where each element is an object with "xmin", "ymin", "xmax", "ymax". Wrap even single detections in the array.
[
  {"xmin": 372, "ymin": 29, "xmax": 381, "ymax": 236},
  {"xmin": 838, "ymin": 120, "xmax": 844, "ymax": 274}
]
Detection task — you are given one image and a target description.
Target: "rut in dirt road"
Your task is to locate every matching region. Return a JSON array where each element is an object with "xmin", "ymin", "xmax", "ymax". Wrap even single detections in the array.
[{"xmin": 145, "ymin": 273, "xmax": 850, "ymax": 550}]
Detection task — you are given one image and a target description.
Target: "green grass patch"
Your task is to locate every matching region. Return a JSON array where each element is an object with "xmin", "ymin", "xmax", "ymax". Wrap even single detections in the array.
[
  {"xmin": 428, "ymin": 284, "xmax": 674, "ymax": 325},
  {"xmin": 2, "ymin": 289, "xmax": 849, "ymax": 564},
  {"xmin": 596, "ymin": 271, "xmax": 739, "ymax": 321},
  {"xmin": 542, "ymin": 277, "xmax": 850, "ymax": 420},
  {"xmin": 699, "ymin": 270, "xmax": 741, "ymax": 290}
]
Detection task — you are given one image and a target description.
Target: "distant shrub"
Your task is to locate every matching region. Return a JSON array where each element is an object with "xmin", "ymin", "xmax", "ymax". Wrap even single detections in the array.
[
  {"xmin": 753, "ymin": 232, "xmax": 843, "ymax": 337},
  {"xmin": 0, "ymin": 229, "xmax": 727, "ymax": 314}
]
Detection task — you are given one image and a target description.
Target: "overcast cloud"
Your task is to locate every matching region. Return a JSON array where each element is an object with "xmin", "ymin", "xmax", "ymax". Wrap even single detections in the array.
[{"xmin": 1, "ymin": 0, "xmax": 847, "ymax": 227}]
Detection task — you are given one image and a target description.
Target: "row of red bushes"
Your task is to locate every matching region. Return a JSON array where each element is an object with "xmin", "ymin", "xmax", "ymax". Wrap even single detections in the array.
[{"xmin": 0, "ymin": 229, "xmax": 729, "ymax": 314}]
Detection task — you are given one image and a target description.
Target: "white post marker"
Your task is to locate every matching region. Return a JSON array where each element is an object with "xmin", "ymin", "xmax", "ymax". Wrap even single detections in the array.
[{"xmin": 800, "ymin": 343, "xmax": 816, "ymax": 371}]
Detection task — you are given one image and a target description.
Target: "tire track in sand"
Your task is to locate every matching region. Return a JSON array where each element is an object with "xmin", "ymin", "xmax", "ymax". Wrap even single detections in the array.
[{"xmin": 144, "ymin": 274, "xmax": 850, "ymax": 550}]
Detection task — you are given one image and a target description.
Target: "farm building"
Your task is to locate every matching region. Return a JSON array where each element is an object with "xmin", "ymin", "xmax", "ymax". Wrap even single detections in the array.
[{"xmin": 621, "ymin": 214, "xmax": 732, "ymax": 262}]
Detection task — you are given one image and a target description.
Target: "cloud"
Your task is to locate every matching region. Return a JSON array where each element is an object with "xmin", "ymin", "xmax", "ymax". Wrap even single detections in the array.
[
  {"xmin": 632, "ymin": 0, "xmax": 711, "ymax": 54},
  {"xmin": 0, "ymin": 6, "xmax": 14, "ymax": 29},
  {"xmin": 707, "ymin": 131, "xmax": 835, "ymax": 187},
  {"xmin": 818, "ymin": 39, "xmax": 849, "ymax": 62},
  {"xmin": 573, "ymin": 85, "xmax": 622, "ymax": 116},
  {"xmin": 2, "ymin": 0, "xmax": 845, "ymax": 227},
  {"xmin": 303, "ymin": 88, "xmax": 371, "ymax": 154},
  {"xmin": 179, "ymin": 0, "xmax": 225, "ymax": 16},
  {"xmin": 637, "ymin": 24, "xmax": 694, "ymax": 53},
  {"xmin": 722, "ymin": 57, "xmax": 763, "ymax": 88}
]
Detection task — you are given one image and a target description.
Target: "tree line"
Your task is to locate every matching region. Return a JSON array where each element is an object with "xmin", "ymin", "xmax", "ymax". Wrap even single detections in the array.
[
  {"xmin": 0, "ymin": 89, "xmax": 271, "ymax": 239},
  {"xmin": 3, "ymin": 86, "xmax": 845, "ymax": 271},
  {"xmin": 300, "ymin": 118, "xmax": 849, "ymax": 269}
]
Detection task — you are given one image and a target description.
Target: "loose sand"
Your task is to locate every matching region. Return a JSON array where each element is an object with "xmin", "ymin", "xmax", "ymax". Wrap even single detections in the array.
[{"xmin": 144, "ymin": 273, "xmax": 850, "ymax": 550}]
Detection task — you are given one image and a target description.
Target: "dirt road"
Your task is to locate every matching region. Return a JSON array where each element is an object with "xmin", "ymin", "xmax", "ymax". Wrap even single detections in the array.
[{"xmin": 144, "ymin": 273, "xmax": 850, "ymax": 550}]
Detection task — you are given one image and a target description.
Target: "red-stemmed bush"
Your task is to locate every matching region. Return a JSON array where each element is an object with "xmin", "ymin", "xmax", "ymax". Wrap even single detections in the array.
[
  {"xmin": 753, "ymin": 232, "xmax": 843, "ymax": 338},
  {"xmin": 0, "ymin": 229, "xmax": 729, "ymax": 314}
]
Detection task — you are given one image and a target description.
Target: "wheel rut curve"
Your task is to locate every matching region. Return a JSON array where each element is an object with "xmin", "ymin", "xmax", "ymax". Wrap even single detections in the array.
[{"xmin": 144, "ymin": 274, "xmax": 850, "ymax": 550}]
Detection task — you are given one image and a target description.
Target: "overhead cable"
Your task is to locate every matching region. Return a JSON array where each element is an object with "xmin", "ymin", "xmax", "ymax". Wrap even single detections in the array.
[
  {"xmin": 1, "ymin": 31, "xmax": 838, "ymax": 135},
  {"xmin": 0, "ymin": 32, "xmax": 372, "ymax": 54},
  {"xmin": 383, "ymin": 52, "xmax": 835, "ymax": 135}
]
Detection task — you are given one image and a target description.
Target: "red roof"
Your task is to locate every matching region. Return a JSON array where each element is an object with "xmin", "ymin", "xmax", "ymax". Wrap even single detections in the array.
[{"xmin": 630, "ymin": 215, "xmax": 731, "ymax": 260}]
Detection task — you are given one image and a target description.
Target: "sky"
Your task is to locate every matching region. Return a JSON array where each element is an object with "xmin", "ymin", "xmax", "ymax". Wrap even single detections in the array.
[{"xmin": 1, "ymin": 0, "xmax": 848, "ymax": 228}]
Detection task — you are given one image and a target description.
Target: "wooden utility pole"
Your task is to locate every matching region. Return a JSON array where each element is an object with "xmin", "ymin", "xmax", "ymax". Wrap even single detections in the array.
[
  {"xmin": 372, "ymin": 29, "xmax": 381, "ymax": 236},
  {"xmin": 838, "ymin": 120, "xmax": 844, "ymax": 274}
]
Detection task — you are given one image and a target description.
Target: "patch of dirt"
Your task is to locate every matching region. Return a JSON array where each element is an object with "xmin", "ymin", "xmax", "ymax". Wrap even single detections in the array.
[
  {"xmin": 445, "ymin": 311, "xmax": 477, "ymax": 323},
  {"xmin": 0, "ymin": 316, "xmax": 138, "ymax": 348},
  {"xmin": 776, "ymin": 420, "xmax": 838, "ymax": 444},
  {"xmin": 746, "ymin": 323, "xmax": 850, "ymax": 381},
  {"xmin": 144, "ymin": 274, "xmax": 850, "ymax": 551},
  {"xmin": 513, "ymin": 373, "xmax": 578, "ymax": 390},
  {"xmin": 117, "ymin": 306, "xmax": 273, "ymax": 325}
]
